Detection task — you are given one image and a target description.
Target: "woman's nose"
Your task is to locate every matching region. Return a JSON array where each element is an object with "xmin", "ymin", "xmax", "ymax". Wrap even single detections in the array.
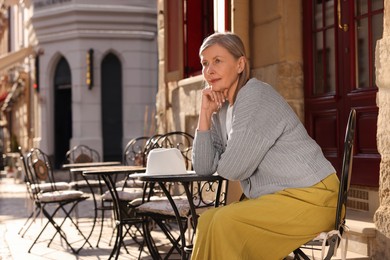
[{"xmin": 207, "ymin": 65, "xmax": 214, "ymax": 75}]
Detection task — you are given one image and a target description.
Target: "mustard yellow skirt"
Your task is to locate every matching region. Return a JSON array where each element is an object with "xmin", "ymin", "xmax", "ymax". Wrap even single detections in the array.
[{"xmin": 191, "ymin": 173, "xmax": 340, "ymax": 260}]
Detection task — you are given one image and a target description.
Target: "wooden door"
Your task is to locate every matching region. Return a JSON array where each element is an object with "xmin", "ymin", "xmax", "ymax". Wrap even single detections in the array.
[
  {"xmin": 101, "ymin": 53, "xmax": 123, "ymax": 162},
  {"xmin": 54, "ymin": 57, "xmax": 72, "ymax": 169},
  {"xmin": 303, "ymin": 0, "xmax": 383, "ymax": 187}
]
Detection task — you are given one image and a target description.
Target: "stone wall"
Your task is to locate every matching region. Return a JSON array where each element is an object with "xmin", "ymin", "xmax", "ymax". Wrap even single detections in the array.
[
  {"xmin": 374, "ymin": 14, "xmax": 390, "ymax": 241},
  {"xmin": 251, "ymin": 61, "xmax": 304, "ymax": 121},
  {"xmin": 372, "ymin": 0, "xmax": 390, "ymax": 258}
]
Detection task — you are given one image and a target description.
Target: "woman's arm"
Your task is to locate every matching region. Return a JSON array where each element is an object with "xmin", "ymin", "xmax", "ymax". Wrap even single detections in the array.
[{"xmin": 216, "ymin": 81, "xmax": 287, "ymax": 181}]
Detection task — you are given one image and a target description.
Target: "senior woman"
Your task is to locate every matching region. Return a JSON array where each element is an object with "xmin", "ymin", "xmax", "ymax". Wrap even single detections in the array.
[{"xmin": 191, "ymin": 32, "xmax": 339, "ymax": 259}]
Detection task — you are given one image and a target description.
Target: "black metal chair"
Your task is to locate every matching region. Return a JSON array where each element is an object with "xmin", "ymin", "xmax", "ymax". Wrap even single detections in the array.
[
  {"xmin": 136, "ymin": 131, "xmax": 227, "ymax": 260},
  {"xmin": 64, "ymin": 144, "xmax": 112, "ymax": 249},
  {"xmin": 17, "ymin": 147, "xmax": 71, "ymax": 238},
  {"xmin": 292, "ymin": 108, "xmax": 357, "ymax": 259},
  {"xmin": 99, "ymin": 136, "xmax": 150, "ymax": 252},
  {"xmin": 65, "ymin": 144, "xmax": 102, "ymax": 189},
  {"xmin": 24, "ymin": 147, "xmax": 92, "ymax": 254}
]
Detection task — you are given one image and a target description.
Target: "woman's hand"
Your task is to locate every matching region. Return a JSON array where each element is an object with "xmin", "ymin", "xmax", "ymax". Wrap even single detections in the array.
[
  {"xmin": 200, "ymin": 87, "xmax": 225, "ymax": 115},
  {"xmin": 197, "ymin": 87, "xmax": 225, "ymax": 131}
]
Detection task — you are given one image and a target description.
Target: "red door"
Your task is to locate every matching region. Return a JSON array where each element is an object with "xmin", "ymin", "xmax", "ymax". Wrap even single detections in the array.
[{"xmin": 303, "ymin": 0, "xmax": 383, "ymax": 187}]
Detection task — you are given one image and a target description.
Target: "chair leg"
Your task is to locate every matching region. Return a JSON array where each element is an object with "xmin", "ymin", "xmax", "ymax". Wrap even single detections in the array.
[
  {"xmin": 112, "ymin": 223, "xmax": 124, "ymax": 260},
  {"xmin": 28, "ymin": 216, "xmax": 52, "ymax": 253},
  {"xmin": 19, "ymin": 206, "xmax": 41, "ymax": 237},
  {"xmin": 292, "ymin": 248, "xmax": 311, "ymax": 260},
  {"xmin": 61, "ymin": 203, "xmax": 94, "ymax": 253},
  {"xmin": 96, "ymin": 208, "xmax": 105, "ymax": 247},
  {"xmin": 324, "ymin": 234, "xmax": 339, "ymax": 260},
  {"xmin": 144, "ymin": 217, "xmax": 188, "ymax": 259},
  {"xmin": 123, "ymin": 222, "xmax": 143, "ymax": 246},
  {"xmin": 142, "ymin": 218, "xmax": 162, "ymax": 260},
  {"xmin": 108, "ymin": 217, "xmax": 117, "ymax": 246},
  {"xmin": 28, "ymin": 206, "xmax": 77, "ymax": 254},
  {"xmin": 28, "ymin": 200, "xmax": 92, "ymax": 254},
  {"xmin": 18, "ymin": 211, "xmax": 34, "ymax": 235}
]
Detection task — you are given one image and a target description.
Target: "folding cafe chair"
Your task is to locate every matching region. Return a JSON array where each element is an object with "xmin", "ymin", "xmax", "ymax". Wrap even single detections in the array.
[
  {"xmin": 135, "ymin": 131, "xmax": 227, "ymax": 260},
  {"xmin": 64, "ymin": 144, "xmax": 112, "ymax": 247},
  {"xmin": 65, "ymin": 144, "xmax": 102, "ymax": 189},
  {"xmin": 17, "ymin": 147, "xmax": 71, "ymax": 238},
  {"xmin": 23, "ymin": 147, "xmax": 91, "ymax": 254},
  {"xmin": 98, "ymin": 136, "xmax": 150, "ymax": 252},
  {"xmin": 292, "ymin": 109, "xmax": 357, "ymax": 259}
]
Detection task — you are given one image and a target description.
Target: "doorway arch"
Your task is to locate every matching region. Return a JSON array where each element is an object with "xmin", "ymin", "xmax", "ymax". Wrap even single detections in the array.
[
  {"xmin": 54, "ymin": 56, "xmax": 72, "ymax": 168},
  {"xmin": 101, "ymin": 53, "xmax": 123, "ymax": 161}
]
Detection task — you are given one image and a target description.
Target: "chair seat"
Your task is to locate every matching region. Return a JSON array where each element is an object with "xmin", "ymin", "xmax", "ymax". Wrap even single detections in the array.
[
  {"xmin": 69, "ymin": 179, "xmax": 102, "ymax": 189},
  {"xmin": 101, "ymin": 187, "xmax": 144, "ymax": 201},
  {"xmin": 115, "ymin": 179, "xmax": 144, "ymax": 188},
  {"xmin": 312, "ymin": 231, "xmax": 330, "ymax": 242},
  {"xmin": 38, "ymin": 190, "xmax": 85, "ymax": 202},
  {"xmin": 136, "ymin": 195, "xmax": 213, "ymax": 217},
  {"xmin": 30, "ymin": 182, "xmax": 70, "ymax": 193}
]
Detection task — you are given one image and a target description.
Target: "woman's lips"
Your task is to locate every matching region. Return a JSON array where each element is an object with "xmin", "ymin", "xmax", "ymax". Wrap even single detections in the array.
[{"xmin": 209, "ymin": 78, "xmax": 220, "ymax": 84}]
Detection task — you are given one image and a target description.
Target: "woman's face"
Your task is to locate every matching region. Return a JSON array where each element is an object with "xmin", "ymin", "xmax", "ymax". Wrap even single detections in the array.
[{"xmin": 200, "ymin": 44, "xmax": 243, "ymax": 96}]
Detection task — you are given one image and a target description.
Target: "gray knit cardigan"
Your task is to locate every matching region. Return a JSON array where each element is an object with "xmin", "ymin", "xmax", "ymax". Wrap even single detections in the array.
[{"xmin": 193, "ymin": 78, "xmax": 336, "ymax": 199}]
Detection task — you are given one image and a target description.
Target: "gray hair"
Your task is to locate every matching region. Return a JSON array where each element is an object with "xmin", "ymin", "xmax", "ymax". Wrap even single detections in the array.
[{"xmin": 199, "ymin": 32, "xmax": 249, "ymax": 103}]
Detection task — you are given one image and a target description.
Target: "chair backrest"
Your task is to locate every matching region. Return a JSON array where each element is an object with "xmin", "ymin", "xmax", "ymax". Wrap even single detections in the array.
[
  {"xmin": 123, "ymin": 136, "xmax": 150, "ymax": 167},
  {"xmin": 150, "ymin": 131, "xmax": 194, "ymax": 170},
  {"xmin": 334, "ymin": 109, "xmax": 357, "ymax": 231},
  {"xmin": 66, "ymin": 144, "xmax": 100, "ymax": 163},
  {"xmin": 17, "ymin": 146, "xmax": 36, "ymax": 200},
  {"xmin": 146, "ymin": 131, "xmax": 226, "ymax": 206},
  {"xmin": 25, "ymin": 148, "xmax": 56, "ymax": 193}
]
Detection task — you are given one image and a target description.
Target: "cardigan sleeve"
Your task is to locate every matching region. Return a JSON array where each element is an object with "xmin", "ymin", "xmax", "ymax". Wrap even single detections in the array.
[
  {"xmin": 193, "ymin": 113, "xmax": 225, "ymax": 176},
  {"xmin": 214, "ymin": 80, "xmax": 290, "ymax": 181}
]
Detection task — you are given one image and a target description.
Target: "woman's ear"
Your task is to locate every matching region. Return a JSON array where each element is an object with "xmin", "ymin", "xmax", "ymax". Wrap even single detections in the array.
[{"xmin": 237, "ymin": 56, "xmax": 246, "ymax": 73}]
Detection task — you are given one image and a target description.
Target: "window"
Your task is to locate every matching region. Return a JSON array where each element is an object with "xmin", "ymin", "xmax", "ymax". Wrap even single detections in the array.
[{"xmin": 166, "ymin": 0, "xmax": 229, "ymax": 80}]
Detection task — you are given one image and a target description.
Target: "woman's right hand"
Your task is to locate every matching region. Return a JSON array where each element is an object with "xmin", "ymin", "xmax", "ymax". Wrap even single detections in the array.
[
  {"xmin": 197, "ymin": 86, "xmax": 225, "ymax": 131},
  {"xmin": 200, "ymin": 87, "xmax": 225, "ymax": 115}
]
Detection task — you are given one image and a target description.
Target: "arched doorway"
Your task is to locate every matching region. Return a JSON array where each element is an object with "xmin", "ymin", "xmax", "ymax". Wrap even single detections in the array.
[
  {"xmin": 101, "ymin": 53, "xmax": 123, "ymax": 161},
  {"xmin": 54, "ymin": 57, "xmax": 72, "ymax": 168}
]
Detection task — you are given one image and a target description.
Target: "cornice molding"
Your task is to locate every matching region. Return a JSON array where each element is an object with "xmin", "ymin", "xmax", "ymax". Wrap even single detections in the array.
[{"xmin": 31, "ymin": 3, "xmax": 157, "ymax": 43}]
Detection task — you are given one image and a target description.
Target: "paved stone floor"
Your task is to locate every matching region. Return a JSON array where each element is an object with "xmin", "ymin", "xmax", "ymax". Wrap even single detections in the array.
[
  {"xmin": 1, "ymin": 171, "xmax": 370, "ymax": 260},
  {"xmin": 0, "ymin": 173, "xmax": 181, "ymax": 260}
]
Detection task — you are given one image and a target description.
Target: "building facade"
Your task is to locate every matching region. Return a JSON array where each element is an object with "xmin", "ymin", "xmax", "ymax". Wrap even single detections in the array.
[
  {"xmin": 0, "ymin": 0, "xmax": 158, "ymax": 167},
  {"xmin": 156, "ymin": 0, "xmax": 390, "ymax": 258}
]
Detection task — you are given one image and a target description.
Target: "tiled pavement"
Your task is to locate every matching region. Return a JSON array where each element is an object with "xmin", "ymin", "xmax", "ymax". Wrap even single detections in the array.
[
  {"xmin": 1, "ymin": 172, "xmax": 371, "ymax": 260},
  {"xmin": 0, "ymin": 173, "xmax": 180, "ymax": 260}
]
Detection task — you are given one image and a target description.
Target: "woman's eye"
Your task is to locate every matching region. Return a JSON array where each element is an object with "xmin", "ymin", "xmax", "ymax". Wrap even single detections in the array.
[
  {"xmin": 214, "ymin": 59, "xmax": 221, "ymax": 64},
  {"xmin": 202, "ymin": 62, "xmax": 208, "ymax": 67}
]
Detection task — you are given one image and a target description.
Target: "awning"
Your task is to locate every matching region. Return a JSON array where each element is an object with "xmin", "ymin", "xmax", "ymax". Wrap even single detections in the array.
[{"xmin": 0, "ymin": 46, "xmax": 34, "ymax": 73}]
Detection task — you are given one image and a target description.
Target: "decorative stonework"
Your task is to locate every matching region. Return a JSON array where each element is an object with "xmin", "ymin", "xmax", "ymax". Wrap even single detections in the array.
[
  {"xmin": 159, "ymin": 76, "xmax": 203, "ymax": 135},
  {"xmin": 374, "ymin": 36, "xmax": 390, "ymax": 239},
  {"xmin": 251, "ymin": 61, "xmax": 304, "ymax": 122}
]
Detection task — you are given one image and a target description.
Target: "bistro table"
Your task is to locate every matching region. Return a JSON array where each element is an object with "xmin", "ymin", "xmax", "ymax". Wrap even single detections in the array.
[
  {"xmin": 81, "ymin": 165, "xmax": 146, "ymax": 260},
  {"xmin": 63, "ymin": 161, "xmax": 123, "ymax": 188},
  {"xmin": 62, "ymin": 161, "xmax": 123, "ymax": 247},
  {"xmin": 131, "ymin": 172, "xmax": 226, "ymax": 260},
  {"xmin": 62, "ymin": 161, "xmax": 123, "ymax": 170}
]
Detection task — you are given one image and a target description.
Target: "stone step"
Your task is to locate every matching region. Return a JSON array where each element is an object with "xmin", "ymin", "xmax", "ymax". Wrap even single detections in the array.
[{"xmin": 345, "ymin": 211, "xmax": 376, "ymax": 257}]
